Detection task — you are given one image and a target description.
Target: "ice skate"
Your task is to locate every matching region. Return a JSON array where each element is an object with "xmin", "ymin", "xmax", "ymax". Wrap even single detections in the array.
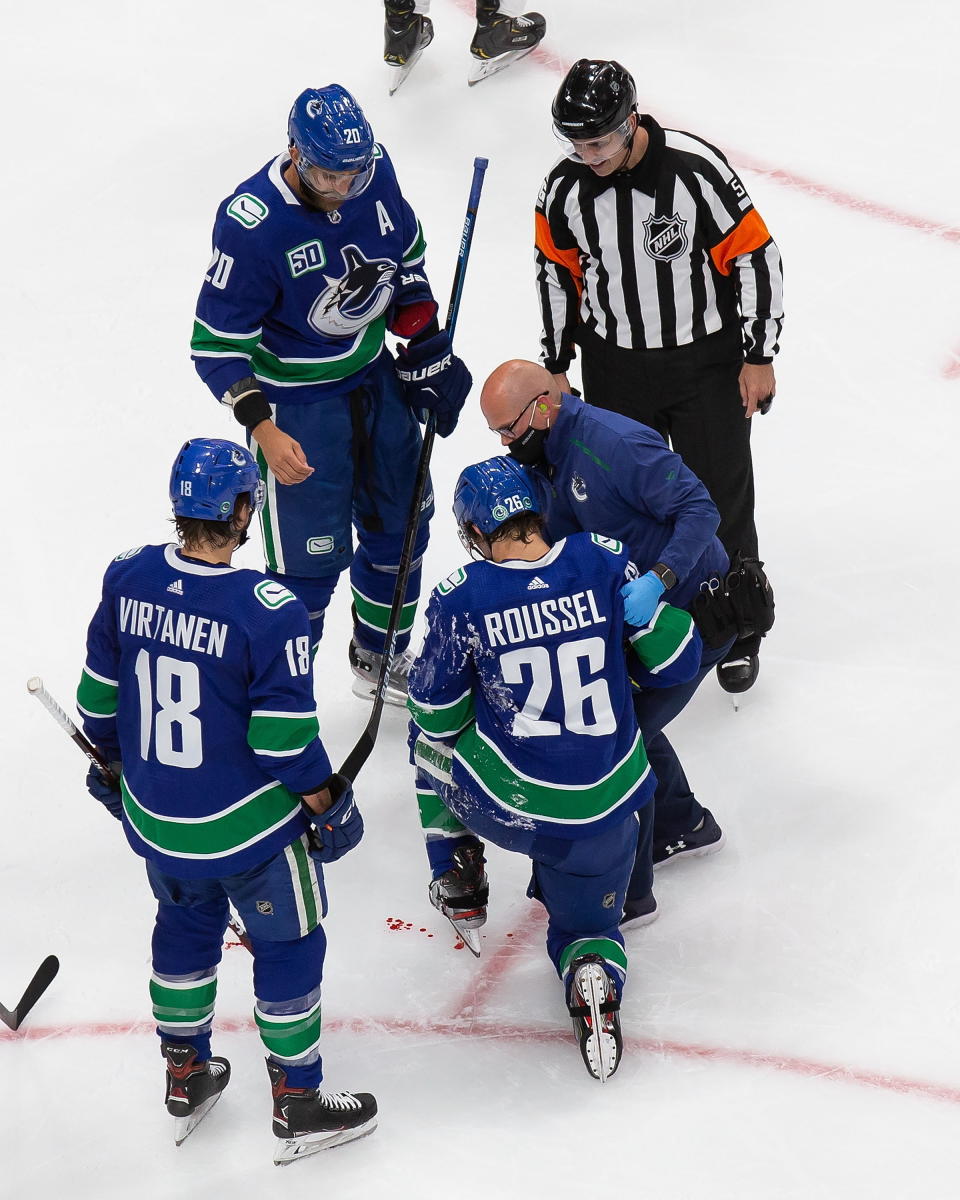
[
  {"xmin": 385, "ymin": 4, "xmax": 434, "ymax": 95},
  {"xmin": 429, "ymin": 843, "xmax": 488, "ymax": 957},
  {"xmin": 162, "ymin": 1041, "xmax": 231, "ymax": 1146},
  {"xmin": 619, "ymin": 892, "xmax": 658, "ymax": 929},
  {"xmin": 349, "ymin": 638, "xmax": 415, "ymax": 705},
  {"xmin": 268, "ymin": 1060, "xmax": 377, "ymax": 1165},
  {"xmin": 468, "ymin": 11, "xmax": 546, "ymax": 86},
  {"xmin": 566, "ymin": 955, "xmax": 622, "ymax": 1083}
]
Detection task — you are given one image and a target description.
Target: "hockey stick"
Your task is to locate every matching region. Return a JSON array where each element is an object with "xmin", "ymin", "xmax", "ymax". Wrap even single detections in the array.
[
  {"xmin": 26, "ymin": 677, "xmax": 253, "ymax": 953},
  {"xmin": 338, "ymin": 155, "xmax": 489, "ymax": 784},
  {"xmin": 0, "ymin": 955, "xmax": 60, "ymax": 1031}
]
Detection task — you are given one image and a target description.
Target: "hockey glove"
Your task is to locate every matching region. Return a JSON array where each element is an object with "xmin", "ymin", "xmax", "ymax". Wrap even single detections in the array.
[
  {"xmin": 307, "ymin": 775, "xmax": 364, "ymax": 864},
  {"xmin": 85, "ymin": 762, "xmax": 123, "ymax": 821},
  {"xmin": 395, "ymin": 330, "xmax": 472, "ymax": 438},
  {"xmin": 621, "ymin": 572, "xmax": 666, "ymax": 627}
]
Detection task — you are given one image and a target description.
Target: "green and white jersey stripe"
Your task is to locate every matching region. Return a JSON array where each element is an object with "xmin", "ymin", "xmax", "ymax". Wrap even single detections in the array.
[
  {"xmin": 255, "ymin": 992, "xmax": 322, "ymax": 1065},
  {"xmin": 151, "ymin": 969, "xmax": 218, "ymax": 1038},
  {"xmin": 121, "ymin": 776, "xmax": 302, "ymax": 863},
  {"xmin": 352, "ymin": 584, "xmax": 417, "ymax": 639},
  {"xmin": 402, "ymin": 221, "xmax": 427, "ymax": 265},
  {"xmin": 76, "ymin": 666, "xmax": 119, "ymax": 718},
  {"xmin": 191, "ymin": 316, "xmax": 261, "ymax": 361},
  {"xmin": 248, "ymin": 709, "xmax": 320, "ymax": 758},
  {"xmin": 629, "ymin": 602, "xmax": 697, "ymax": 672},
  {"xmin": 407, "ymin": 688, "xmax": 475, "ymax": 740},
  {"xmin": 452, "ymin": 725, "xmax": 650, "ymax": 827}
]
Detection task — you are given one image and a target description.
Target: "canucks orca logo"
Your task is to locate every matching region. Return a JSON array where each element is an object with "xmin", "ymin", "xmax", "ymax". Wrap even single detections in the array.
[
  {"xmin": 571, "ymin": 474, "xmax": 589, "ymax": 503},
  {"xmin": 308, "ymin": 244, "xmax": 397, "ymax": 337}
]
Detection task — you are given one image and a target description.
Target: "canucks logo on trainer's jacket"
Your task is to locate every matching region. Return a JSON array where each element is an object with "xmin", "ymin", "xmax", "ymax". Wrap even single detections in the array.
[{"xmin": 309, "ymin": 245, "xmax": 397, "ymax": 336}]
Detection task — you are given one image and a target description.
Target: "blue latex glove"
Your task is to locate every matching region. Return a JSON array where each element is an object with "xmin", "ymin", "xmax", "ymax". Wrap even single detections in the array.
[
  {"xmin": 308, "ymin": 775, "xmax": 364, "ymax": 864},
  {"xmin": 621, "ymin": 571, "xmax": 666, "ymax": 627},
  {"xmin": 85, "ymin": 761, "xmax": 123, "ymax": 820},
  {"xmin": 394, "ymin": 329, "xmax": 472, "ymax": 438}
]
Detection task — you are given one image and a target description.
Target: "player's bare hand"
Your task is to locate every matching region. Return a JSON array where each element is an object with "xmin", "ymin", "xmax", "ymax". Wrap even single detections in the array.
[
  {"xmin": 254, "ymin": 421, "xmax": 314, "ymax": 485},
  {"xmin": 739, "ymin": 363, "xmax": 776, "ymax": 417}
]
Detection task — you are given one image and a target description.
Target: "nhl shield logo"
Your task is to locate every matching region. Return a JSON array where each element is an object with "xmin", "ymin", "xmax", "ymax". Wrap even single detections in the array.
[
  {"xmin": 256, "ymin": 900, "xmax": 274, "ymax": 916},
  {"xmin": 643, "ymin": 213, "xmax": 689, "ymax": 261}
]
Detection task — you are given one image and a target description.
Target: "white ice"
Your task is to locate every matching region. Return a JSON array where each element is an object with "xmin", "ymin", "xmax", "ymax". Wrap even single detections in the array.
[{"xmin": 3, "ymin": 1, "xmax": 960, "ymax": 1197}]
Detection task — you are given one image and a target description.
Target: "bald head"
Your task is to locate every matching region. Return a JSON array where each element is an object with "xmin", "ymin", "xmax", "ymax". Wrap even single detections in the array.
[{"xmin": 480, "ymin": 360, "xmax": 563, "ymax": 442}]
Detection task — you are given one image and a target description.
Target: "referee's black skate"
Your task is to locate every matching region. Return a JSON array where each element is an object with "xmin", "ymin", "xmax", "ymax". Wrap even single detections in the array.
[
  {"xmin": 566, "ymin": 955, "xmax": 622, "ymax": 1083},
  {"xmin": 161, "ymin": 1041, "xmax": 231, "ymax": 1146},
  {"xmin": 384, "ymin": 1, "xmax": 434, "ymax": 95},
  {"xmin": 468, "ymin": 10, "xmax": 546, "ymax": 85},
  {"xmin": 429, "ymin": 843, "xmax": 489, "ymax": 957},
  {"xmin": 267, "ymin": 1060, "xmax": 378, "ymax": 1165}
]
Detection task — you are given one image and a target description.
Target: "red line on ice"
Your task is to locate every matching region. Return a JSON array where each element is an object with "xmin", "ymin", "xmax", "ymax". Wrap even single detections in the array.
[{"xmin": 5, "ymin": 1012, "xmax": 960, "ymax": 1108}]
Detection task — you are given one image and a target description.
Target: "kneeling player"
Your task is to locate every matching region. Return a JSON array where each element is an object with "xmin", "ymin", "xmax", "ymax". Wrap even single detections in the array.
[
  {"xmin": 406, "ymin": 457, "xmax": 702, "ymax": 1081},
  {"xmin": 78, "ymin": 439, "xmax": 375, "ymax": 1163}
]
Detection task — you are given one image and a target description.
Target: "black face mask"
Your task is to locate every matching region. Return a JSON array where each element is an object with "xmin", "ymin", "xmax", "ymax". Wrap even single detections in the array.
[{"xmin": 507, "ymin": 426, "xmax": 549, "ymax": 466}]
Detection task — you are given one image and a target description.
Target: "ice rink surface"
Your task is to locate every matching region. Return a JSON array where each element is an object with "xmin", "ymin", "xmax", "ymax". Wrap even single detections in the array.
[{"xmin": 3, "ymin": 1, "xmax": 960, "ymax": 1195}]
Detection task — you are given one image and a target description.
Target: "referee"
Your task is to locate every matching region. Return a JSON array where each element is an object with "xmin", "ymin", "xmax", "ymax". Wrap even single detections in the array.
[{"xmin": 535, "ymin": 59, "xmax": 784, "ymax": 694}]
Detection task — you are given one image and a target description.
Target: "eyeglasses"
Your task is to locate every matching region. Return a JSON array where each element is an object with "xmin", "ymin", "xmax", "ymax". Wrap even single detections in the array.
[{"xmin": 488, "ymin": 391, "xmax": 549, "ymax": 439}]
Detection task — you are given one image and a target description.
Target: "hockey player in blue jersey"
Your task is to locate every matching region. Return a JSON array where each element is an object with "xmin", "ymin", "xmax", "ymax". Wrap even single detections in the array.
[
  {"xmin": 191, "ymin": 85, "xmax": 471, "ymax": 705},
  {"xmin": 78, "ymin": 439, "xmax": 376, "ymax": 1163},
  {"xmin": 406, "ymin": 457, "xmax": 702, "ymax": 1081}
]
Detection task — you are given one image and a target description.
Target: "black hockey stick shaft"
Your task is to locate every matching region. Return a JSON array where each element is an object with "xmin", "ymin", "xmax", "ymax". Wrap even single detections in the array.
[
  {"xmin": 338, "ymin": 156, "xmax": 489, "ymax": 784},
  {"xmin": 0, "ymin": 954, "xmax": 60, "ymax": 1031},
  {"xmin": 27, "ymin": 678, "xmax": 252, "ymax": 953}
]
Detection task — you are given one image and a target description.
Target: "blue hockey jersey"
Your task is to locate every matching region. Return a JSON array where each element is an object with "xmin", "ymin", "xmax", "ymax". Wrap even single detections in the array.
[
  {"xmin": 407, "ymin": 533, "xmax": 702, "ymax": 838},
  {"xmin": 78, "ymin": 544, "xmax": 333, "ymax": 878},
  {"xmin": 191, "ymin": 148, "xmax": 436, "ymax": 403}
]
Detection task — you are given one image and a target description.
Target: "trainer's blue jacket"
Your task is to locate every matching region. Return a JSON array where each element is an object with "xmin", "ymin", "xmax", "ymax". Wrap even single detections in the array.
[
  {"xmin": 529, "ymin": 394, "xmax": 729, "ymax": 611},
  {"xmin": 191, "ymin": 147, "xmax": 437, "ymax": 405}
]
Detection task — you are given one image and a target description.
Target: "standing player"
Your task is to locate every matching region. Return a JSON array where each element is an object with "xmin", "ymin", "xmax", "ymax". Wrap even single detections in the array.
[
  {"xmin": 78, "ymin": 439, "xmax": 376, "ymax": 1163},
  {"xmin": 537, "ymin": 59, "xmax": 784, "ymax": 693},
  {"xmin": 384, "ymin": 1, "xmax": 546, "ymax": 92},
  {"xmin": 407, "ymin": 457, "xmax": 702, "ymax": 1081},
  {"xmin": 191, "ymin": 85, "xmax": 471, "ymax": 704}
]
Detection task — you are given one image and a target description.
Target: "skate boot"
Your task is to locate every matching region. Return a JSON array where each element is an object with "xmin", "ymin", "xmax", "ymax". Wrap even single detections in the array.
[
  {"xmin": 267, "ymin": 1060, "xmax": 378, "ymax": 1165},
  {"xmin": 429, "ymin": 843, "xmax": 489, "ymax": 957},
  {"xmin": 468, "ymin": 8, "xmax": 546, "ymax": 85},
  {"xmin": 653, "ymin": 808, "xmax": 725, "ymax": 867},
  {"xmin": 349, "ymin": 638, "xmax": 415, "ymax": 706},
  {"xmin": 385, "ymin": 1, "xmax": 434, "ymax": 95},
  {"xmin": 619, "ymin": 892, "xmax": 658, "ymax": 930},
  {"xmin": 162, "ymin": 1040, "xmax": 231, "ymax": 1146},
  {"xmin": 566, "ymin": 955, "xmax": 622, "ymax": 1083}
]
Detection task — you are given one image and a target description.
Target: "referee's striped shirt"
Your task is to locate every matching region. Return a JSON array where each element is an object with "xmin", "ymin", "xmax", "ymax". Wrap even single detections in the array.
[{"xmin": 535, "ymin": 115, "xmax": 784, "ymax": 373}]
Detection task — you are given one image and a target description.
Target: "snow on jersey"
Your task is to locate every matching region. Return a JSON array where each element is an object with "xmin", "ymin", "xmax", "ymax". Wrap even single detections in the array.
[
  {"xmin": 78, "ymin": 544, "xmax": 332, "ymax": 878},
  {"xmin": 191, "ymin": 148, "xmax": 435, "ymax": 402},
  {"xmin": 407, "ymin": 533, "xmax": 701, "ymax": 838}
]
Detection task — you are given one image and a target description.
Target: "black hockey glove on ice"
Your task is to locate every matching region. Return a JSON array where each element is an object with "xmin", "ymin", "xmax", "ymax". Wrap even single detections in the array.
[
  {"xmin": 85, "ymin": 762, "xmax": 123, "ymax": 821},
  {"xmin": 306, "ymin": 774, "xmax": 364, "ymax": 864},
  {"xmin": 395, "ymin": 330, "xmax": 472, "ymax": 438}
]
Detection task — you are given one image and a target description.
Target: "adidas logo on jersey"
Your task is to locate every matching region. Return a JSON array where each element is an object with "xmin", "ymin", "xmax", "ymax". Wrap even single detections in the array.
[
  {"xmin": 527, "ymin": 576, "xmax": 549, "ymax": 590},
  {"xmin": 167, "ymin": 579, "xmax": 184, "ymax": 595}
]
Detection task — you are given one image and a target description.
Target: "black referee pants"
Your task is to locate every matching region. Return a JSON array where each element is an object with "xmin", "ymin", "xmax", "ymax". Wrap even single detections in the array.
[{"xmin": 577, "ymin": 324, "xmax": 759, "ymax": 560}]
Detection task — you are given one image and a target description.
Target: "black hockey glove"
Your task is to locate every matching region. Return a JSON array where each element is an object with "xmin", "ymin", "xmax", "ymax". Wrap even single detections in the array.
[
  {"xmin": 307, "ymin": 774, "xmax": 364, "ymax": 864},
  {"xmin": 395, "ymin": 330, "xmax": 472, "ymax": 438},
  {"xmin": 85, "ymin": 762, "xmax": 123, "ymax": 821}
]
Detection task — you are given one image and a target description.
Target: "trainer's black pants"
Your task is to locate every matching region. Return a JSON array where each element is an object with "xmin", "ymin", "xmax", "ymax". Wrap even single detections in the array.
[{"xmin": 577, "ymin": 324, "xmax": 760, "ymax": 561}]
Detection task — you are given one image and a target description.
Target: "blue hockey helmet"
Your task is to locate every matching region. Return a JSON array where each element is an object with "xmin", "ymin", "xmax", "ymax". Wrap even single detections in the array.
[
  {"xmin": 287, "ymin": 85, "xmax": 376, "ymax": 201},
  {"xmin": 169, "ymin": 439, "xmax": 265, "ymax": 521},
  {"xmin": 453, "ymin": 456, "xmax": 540, "ymax": 536}
]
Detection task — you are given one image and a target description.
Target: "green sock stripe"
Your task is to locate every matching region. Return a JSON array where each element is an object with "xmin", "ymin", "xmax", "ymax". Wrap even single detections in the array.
[
  {"xmin": 351, "ymin": 586, "xmax": 417, "ymax": 636},
  {"xmin": 255, "ymin": 1003, "xmax": 322, "ymax": 1060},
  {"xmin": 559, "ymin": 937, "xmax": 628, "ymax": 978},
  {"xmin": 417, "ymin": 789, "xmax": 467, "ymax": 835},
  {"xmin": 150, "ymin": 977, "xmax": 218, "ymax": 1027}
]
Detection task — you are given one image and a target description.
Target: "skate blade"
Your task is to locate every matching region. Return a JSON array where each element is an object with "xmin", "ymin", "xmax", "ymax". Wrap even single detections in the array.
[
  {"xmin": 467, "ymin": 46, "xmax": 535, "ymax": 85},
  {"xmin": 172, "ymin": 1091, "xmax": 223, "ymax": 1146},
  {"xmin": 575, "ymin": 965, "xmax": 619, "ymax": 1083},
  {"xmin": 350, "ymin": 675, "xmax": 407, "ymax": 707},
  {"xmin": 443, "ymin": 911, "xmax": 483, "ymax": 957},
  {"xmin": 274, "ymin": 1118, "xmax": 378, "ymax": 1165},
  {"xmin": 387, "ymin": 54, "xmax": 421, "ymax": 95}
]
